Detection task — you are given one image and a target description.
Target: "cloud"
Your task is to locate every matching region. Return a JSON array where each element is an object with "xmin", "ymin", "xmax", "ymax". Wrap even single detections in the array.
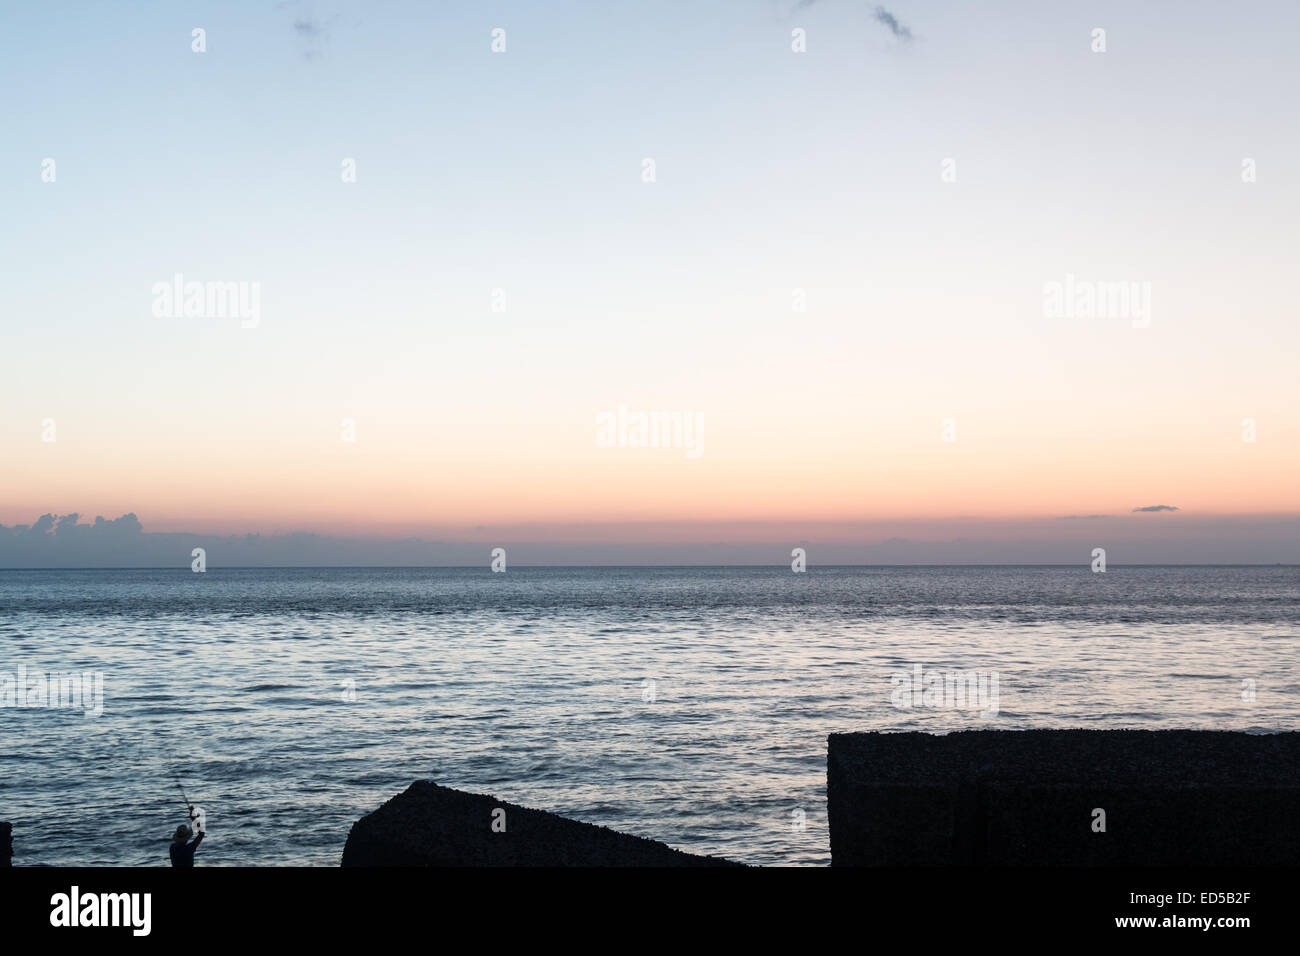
[
  {"xmin": 795, "ymin": 2, "xmax": 915, "ymax": 43},
  {"xmin": 3, "ymin": 512, "xmax": 143, "ymax": 539},
  {"xmin": 1132, "ymin": 505, "xmax": 1180, "ymax": 513},
  {"xmin": 872, "ymin": 6, "xmax": 913, "ymax": 42},
  {"xmin": 5, "ymin": 512, "xmax": 1296, "ymax": 567},
  {"xmin": 279, "ymin": 3, "xmax": 328, "ymax": 60}
]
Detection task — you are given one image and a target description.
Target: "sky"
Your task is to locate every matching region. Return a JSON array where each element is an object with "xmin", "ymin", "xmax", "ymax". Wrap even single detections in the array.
[{"xmin": 1, "ymin": 1, "xmax": 1297, "ymax": 565}]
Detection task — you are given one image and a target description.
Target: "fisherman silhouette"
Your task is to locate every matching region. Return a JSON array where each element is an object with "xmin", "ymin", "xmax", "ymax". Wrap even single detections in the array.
[{"xmin": 169, "ymin": 807, "xmax": 205, "ymax": 867}]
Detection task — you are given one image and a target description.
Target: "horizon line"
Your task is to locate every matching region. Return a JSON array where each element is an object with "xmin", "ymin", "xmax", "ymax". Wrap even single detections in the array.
[{"xmin": 2, "ymin": 563, "xmax": 1297, "ymax": 571}]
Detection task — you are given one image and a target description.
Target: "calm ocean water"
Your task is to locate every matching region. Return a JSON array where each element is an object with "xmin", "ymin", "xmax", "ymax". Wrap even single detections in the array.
[{"xmin": 1, "ymin": 566, "xmax": 1297, "ymax": 866}]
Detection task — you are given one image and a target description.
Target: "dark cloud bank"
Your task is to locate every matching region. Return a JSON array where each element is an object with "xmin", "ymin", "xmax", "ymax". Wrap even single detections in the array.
[{"xmin": 1, "ymin": 513, "xmax": 1295, "ymax": 568}]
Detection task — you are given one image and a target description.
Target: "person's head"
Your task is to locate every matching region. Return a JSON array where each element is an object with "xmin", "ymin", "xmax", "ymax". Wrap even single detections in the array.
[{"xmin": 173, "ymin": 825, "xmax": 192, "ymax": 844}]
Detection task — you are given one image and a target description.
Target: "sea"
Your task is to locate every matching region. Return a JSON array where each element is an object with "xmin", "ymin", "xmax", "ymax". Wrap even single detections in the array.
[{"xmin": 1, "ymin": 565, "xmax": 1296, "ymax": 866}]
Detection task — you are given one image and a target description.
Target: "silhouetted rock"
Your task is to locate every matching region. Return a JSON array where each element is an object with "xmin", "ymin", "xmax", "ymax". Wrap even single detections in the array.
[
  {"xmin": 828, "ymin": 729, "xmax": 1300, "ymax": 865},
  {"xmin": 342, "ymin": 782, "xmax": 741, "ymax": 866}
]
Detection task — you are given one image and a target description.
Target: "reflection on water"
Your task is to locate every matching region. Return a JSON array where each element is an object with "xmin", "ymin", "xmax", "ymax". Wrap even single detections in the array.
[{"xmin": 1, "ymin": 565, "xmax": 1296, "ymax": 865}]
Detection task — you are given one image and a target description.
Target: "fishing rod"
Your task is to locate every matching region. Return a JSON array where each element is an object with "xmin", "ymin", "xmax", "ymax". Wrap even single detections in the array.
[{"xmin": 151, "ymin": 732, "xmax": 206, "ymax": 833}]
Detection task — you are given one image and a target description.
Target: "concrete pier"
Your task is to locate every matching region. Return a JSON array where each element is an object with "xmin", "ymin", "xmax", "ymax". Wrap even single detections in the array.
[
  {"xmin": 827, "ymin": 729, "xmax": 1300, "ymax": 865},
  {"xmin": 342, "ymin": 781, "xmax": 740, "ymax": 866}
]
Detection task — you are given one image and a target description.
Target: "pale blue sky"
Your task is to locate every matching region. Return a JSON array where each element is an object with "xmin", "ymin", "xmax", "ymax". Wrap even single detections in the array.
[{"xmin": 2, "ymin": 1, "xmax": 1297, "ymax": 561}]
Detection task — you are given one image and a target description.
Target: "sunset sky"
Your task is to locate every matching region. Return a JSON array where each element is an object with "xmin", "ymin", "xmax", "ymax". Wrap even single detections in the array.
[{"xmin": 2, "ymin": 1, "xmax": 1296, "ymax": 562}]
